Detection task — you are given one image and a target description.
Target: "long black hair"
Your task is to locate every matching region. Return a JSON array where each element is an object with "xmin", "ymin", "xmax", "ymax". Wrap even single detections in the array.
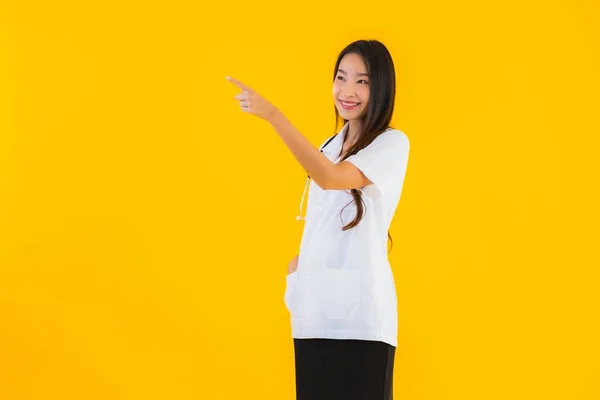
[{"xmin": 333, "ymin": 39, "xmax": 397, "ymax": 251}]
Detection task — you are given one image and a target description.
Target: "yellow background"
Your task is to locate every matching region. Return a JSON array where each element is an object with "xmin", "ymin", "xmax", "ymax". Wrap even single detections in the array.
[{"xmin": 1, "ymin": 0, "xmax": 599, "ymax": 399}]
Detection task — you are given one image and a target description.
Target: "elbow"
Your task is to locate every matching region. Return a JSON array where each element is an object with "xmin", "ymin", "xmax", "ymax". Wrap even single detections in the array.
[
  {"xmin": 313, "ymin": 164, "xmax": 338, "ymax": 190},
  {"xmin": 313, "ymin": 177, "xmax": 333, "ymax": 190},
  {"xmin": 313, "ymin": 174, "xmax": 338, "ymax": 191}
]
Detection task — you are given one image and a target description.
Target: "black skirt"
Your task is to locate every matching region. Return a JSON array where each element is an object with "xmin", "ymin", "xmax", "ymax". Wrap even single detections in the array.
[{"xmin": 293, "ymin": 338, "xmax": 395, "ymax": 400}]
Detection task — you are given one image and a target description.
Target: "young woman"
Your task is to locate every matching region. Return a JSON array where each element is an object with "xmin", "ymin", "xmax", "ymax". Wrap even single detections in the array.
[{"xmin": 228, "ymin": 39, "xmax": 410, "ymax": 400}]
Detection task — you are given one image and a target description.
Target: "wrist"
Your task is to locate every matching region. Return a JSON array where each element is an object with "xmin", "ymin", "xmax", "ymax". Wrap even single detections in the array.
[{"xmin": 267, "ymin": 106, "xmax": 284, "ymax": 125}]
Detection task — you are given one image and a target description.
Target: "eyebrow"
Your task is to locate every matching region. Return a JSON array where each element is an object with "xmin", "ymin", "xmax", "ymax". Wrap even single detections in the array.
[{"xmin": 338, "ymin": 68, "xmax": 369, "ymax": 77}]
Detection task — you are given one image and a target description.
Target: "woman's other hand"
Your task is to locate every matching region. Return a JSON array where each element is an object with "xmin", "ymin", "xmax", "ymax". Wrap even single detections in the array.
[{"xmin": 288, "ymin": 255, "xmax": 299, "ymax": 275}]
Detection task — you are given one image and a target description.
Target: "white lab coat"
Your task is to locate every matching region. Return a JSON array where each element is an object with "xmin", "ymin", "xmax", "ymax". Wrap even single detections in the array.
[{"xmin": 285, "ymin": 123, "xmax": 410, "ymax": 347}]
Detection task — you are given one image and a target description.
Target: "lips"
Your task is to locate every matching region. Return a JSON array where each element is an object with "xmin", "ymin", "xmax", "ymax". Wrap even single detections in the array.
[{"xmin": 339, "ymin": 100, "xmax": 361, "ymax": 110}]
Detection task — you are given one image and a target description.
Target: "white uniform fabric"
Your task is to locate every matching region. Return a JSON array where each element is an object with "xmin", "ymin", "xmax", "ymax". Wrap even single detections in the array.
[{"xmin": 284, "ymin": 123, "xmax": 410, "ymax": 347}]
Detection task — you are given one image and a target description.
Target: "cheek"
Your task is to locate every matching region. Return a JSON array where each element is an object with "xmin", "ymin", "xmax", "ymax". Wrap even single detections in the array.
[
  {"xmin": 332, "ymin": 84, "xmax": 341, "ymax": 99},
  {"xmin": 359, "ymin": 88, "xmax": 369, "ymax": 103}
]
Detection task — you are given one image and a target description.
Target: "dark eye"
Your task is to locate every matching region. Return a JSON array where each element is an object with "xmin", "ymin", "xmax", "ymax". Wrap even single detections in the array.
[
  {"xmin": 358, "ymin": 79, "xmax": 368, "ymax": 84},
  {"xmin": 336, "ymin": 75, "xmax": 345, "ymax": 81}
]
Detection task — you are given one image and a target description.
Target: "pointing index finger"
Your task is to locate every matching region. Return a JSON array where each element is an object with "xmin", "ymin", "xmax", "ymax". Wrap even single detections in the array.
[{"xmin": 226, "ymin": 76, "xmax": 251, "ymax": 92}]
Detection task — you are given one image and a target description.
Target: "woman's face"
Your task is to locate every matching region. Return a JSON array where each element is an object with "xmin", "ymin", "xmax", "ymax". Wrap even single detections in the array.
[{"xmin": 333, "ymin": 53, "xmax": 370, "ymax": 121}]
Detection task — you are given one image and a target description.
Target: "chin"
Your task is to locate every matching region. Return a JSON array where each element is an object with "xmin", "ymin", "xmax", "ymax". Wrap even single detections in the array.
[{"xmin": 338, "ymin": 109, "xmax": 364, "ymax": 120}]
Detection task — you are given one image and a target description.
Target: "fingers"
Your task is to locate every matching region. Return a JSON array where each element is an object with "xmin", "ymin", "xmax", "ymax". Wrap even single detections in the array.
[
  {"xmin": 236, "ymin": 91, "xmax": 252, "ymax": 112},
  {"xmin": 227, "ymin": 76, "xmax": 257, "ymax": 114},
  {"xmin": 226, "ymin": 76, "xmax": 251, "ymax": 92},
  {"xmin": 234, "ymin": 92, "xmax": 251, "ymax": 101},
  {"xmin": 239, "ymin": 100, "xmax": 251, "ymax": 109}
]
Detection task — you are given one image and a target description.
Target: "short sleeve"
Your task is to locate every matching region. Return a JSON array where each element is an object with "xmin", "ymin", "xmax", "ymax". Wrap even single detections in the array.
[{"xmin": 343, "ymin": 130, "xmax": 410, "ymax": 198}]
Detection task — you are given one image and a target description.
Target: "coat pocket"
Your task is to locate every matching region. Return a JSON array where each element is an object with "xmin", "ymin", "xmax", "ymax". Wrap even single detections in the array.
[{"xmin": 284, "ymin": 271, "xmax": 299, "ymax": 314}]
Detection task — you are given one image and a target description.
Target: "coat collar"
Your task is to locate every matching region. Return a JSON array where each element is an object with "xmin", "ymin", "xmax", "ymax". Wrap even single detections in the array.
[{"xmin": 321, "ymin": 122, "xmax": 348, "ymax": 162}]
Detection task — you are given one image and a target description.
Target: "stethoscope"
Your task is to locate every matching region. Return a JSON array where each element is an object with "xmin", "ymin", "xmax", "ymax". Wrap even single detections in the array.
[{"xmin": 296, "ymin": 133, "xmax": 339, "ymax": 221}]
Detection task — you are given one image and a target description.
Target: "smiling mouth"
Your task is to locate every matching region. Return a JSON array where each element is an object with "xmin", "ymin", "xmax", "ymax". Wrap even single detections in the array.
[{"xmin": 339, "ymin": 100, "xmax": 361, "ymax": 109}]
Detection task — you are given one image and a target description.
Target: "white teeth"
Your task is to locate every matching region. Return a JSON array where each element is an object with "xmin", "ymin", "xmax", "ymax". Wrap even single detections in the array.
[{"xmin": 341, "ymin": 101, "xmax": 358, "ymax": 106}]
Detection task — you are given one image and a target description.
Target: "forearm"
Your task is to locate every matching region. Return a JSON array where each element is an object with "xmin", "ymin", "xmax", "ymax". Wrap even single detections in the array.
[{"xmin": 268, "ymin": 109, "xmax": 335, "ymax": 188}]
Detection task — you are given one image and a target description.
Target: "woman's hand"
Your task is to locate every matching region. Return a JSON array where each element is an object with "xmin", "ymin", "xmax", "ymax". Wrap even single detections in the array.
[
  {"xmin": 227, "ymin": 76, "xmax": 279, "ymax": 122},
  {"xmin": 288, "ymin": 255, "xmax": 299, "ymax": 275}
]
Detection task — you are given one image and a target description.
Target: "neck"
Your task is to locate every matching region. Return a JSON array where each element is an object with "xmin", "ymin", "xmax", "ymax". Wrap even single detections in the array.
[{"xmin": 345, "ymin": 120, "xmax": 362, "ymax": 145}]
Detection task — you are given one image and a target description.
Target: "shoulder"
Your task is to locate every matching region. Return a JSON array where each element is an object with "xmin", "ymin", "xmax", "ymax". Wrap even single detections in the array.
[
  {"xmin": 378, "ymin": 128, "xmax": 409, "ymax": 144},
  {"xmin": 368, "ymin": 128, "xmax": 410, "ymax": 154}
]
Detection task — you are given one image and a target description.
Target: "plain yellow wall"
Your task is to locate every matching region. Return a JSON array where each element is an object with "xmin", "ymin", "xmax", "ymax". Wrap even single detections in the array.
[{"xmin": 1, "ymin": 0, "xmax": 599, "ymax": 399}]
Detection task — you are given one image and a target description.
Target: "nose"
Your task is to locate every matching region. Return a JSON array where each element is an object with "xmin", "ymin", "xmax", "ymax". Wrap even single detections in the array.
[
  {"xmin": 337, "ymin": 80, "xmax": 357, "ymax": 98},
  {"xmin": 343, "ymin": 84, "xmax": 357, "ymax": 98}
]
